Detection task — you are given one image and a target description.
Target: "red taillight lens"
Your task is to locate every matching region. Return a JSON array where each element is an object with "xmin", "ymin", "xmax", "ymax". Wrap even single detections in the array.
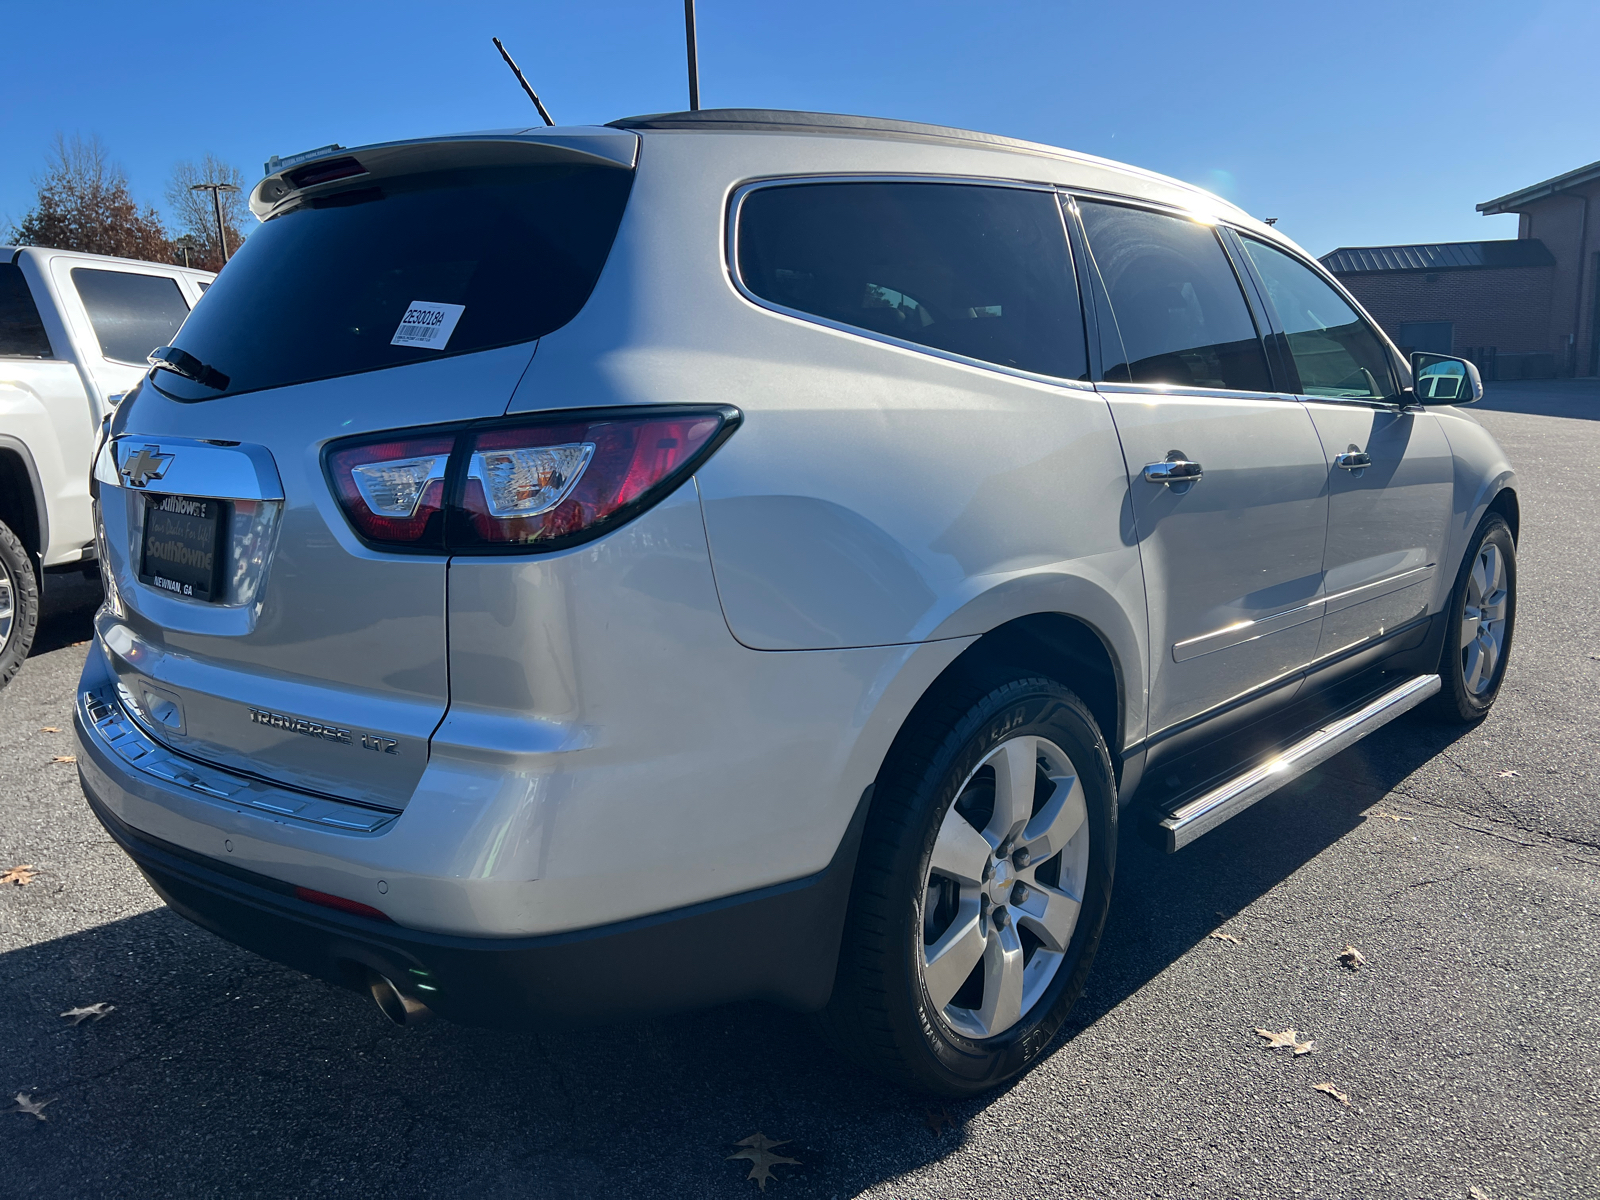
[
  {"xmin": 293, "ymin": 885, "xmax": 392, "ymax": 922},
  {"xmin": 455, "ymin": 411, "xmax": 730, "ymax": 549},
  {"xmin": 323, "ymin": 407, "xmax": 738, "ymax": 554},
  {"xmin": 328, "ymin": 436, "xmax": 453, "ymax": 548}
]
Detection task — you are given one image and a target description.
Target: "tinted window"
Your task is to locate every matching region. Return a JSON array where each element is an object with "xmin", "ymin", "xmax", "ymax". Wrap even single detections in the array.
[
  {"xmin": 738, "ymin": 182, "xmax": 1086, "ymax": 380},
  {"xmin": 1078, "ymin": 202, "xmax": 1270, "ymax": 392},
  {"xmin": 0, "ymin": 263, "xmax": 53, "ymax": 358},
  {"xmin": 155, "ymin": 162, "xmax": 633, "ymax": 400},
  {"xmin": 1241, "ymin": 238, "xmax": 1398, "ymax": 400},
  {"xmin": 71, "ymin": 268, "xmax": 190, "ymax": 365}
]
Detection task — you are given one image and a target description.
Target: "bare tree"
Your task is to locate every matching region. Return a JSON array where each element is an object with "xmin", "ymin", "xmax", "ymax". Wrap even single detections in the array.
[
  {"xmin": 11, "ymin": 134, "xmax": 172, "ymax": 262},
  {"xmin": 166, "ymin": 155, "xmax": 250, "ymax": 272}
]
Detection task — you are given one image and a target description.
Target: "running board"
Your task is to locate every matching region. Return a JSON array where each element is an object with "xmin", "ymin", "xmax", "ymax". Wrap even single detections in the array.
[{"xmin": 1159, "ymin": 673, "xmax": 1440, "ymax": 852}]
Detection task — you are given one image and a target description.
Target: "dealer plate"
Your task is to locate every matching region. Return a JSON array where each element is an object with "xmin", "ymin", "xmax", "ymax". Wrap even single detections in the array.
[{"xmin": 139, "ymin": 494, "xmax": 228, "ymax": 602}]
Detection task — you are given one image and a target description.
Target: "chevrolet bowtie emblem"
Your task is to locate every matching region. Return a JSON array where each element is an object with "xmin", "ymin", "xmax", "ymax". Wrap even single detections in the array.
[{"xmin": 120, "ymin": 445, "xmax": 173, "ymax": 489}]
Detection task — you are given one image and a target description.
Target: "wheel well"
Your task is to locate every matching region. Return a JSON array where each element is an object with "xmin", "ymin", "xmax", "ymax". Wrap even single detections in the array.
[
  {"xmin": 0, "ymin": 450, "xmax": 41, "ymax": 565},
  {"xmin": 1487, "ymin": 486, "xmax": 1519, "ymax": 543},
  {"xmin": 917, "ymin": 614, "xmax": 1123, "ymax": 779}
]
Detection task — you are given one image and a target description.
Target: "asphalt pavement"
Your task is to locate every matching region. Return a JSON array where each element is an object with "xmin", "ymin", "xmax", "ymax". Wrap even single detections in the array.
[{"xmin": 2, "ymin": 381, "xmax": 1596, "ymax": 1199}]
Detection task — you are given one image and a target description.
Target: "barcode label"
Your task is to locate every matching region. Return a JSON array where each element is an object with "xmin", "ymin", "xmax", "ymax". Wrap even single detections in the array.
[{"xmin": 391, "ymin": 301, "xmax": 465, "ymax": 350}]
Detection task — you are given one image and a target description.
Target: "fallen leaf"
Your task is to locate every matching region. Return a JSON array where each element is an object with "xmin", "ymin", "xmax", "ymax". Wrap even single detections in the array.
[
  {"xmin": 40, "ymin": 726, "xmax": 61, "ymax": 733},
  {"xmin": 923, "ymin": 1106, "xmax": 956, "ymax": 1137},
  {"xmin": 727, "ymin": 1133, "xmax": 800, "ymax": 1192},
  {"xmin": 1372, "ymin": 811, "xmax": 1413, "ymax": 822},
  {"xmin": 1339, "ymin": 945, "xmax": 1367, "ymax": 971},
  {"xmin": 1312, "ymin": 1081, "xmax": 1351, "ymax": 1108},
  {"xmin": 7, "ymin": 1092, "xmax": 55, "ymax": 1121},
  {"xmin": 1497, "ymin": 770, "xmax": 1520, "ymax": 779},
  {"xmin": 1, "ymin": 864, "xmax": 38, "ymax": 886},
  {"xmin": 50, "ymin": 755, "xmax": 77, "ymax": 765},
  {"xmin": 1256, "ymin": 1027, "xmax": 1316, "ymax": 1055},
  {"xmin": 1469, "ymin": 1187, "xmax": 1494, "ymax": 1200},
  {"xmin": 60, "ymin": 1002, "xmax": 115, "ymax": 1026},
  {"xmin": 1209, "ymin": 930, "xmax": 1243, "ymax": 944}
]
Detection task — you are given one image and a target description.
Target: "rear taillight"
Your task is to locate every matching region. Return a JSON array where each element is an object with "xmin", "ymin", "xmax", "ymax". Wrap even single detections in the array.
[
  {"xmin": 324, "ymin": 406, "xmax": 739, "ymax": 554},
  {"xmin": 328, "ymin": 436, "xmax": 453, "ymax": 548}
]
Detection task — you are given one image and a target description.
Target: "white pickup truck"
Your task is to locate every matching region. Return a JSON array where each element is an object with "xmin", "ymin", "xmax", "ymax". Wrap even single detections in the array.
[{"xmin": 0, "ymin": 246, "xmax": 214, "ymax": 687}]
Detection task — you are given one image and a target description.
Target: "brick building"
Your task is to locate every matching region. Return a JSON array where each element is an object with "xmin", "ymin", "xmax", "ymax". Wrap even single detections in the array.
[{"xmin": 1320, "ymin": 157, "xmax": 1600, "ymax": 379}]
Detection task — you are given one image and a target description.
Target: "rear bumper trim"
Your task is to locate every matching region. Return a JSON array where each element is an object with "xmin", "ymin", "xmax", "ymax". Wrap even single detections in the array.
[
  {"xmin": 79, "ymin": 682, "xmax": 398, "ymax": 835},
  {"xmin": 80, "ymin": 773, "xmax": 868, "ymax": 1029}
]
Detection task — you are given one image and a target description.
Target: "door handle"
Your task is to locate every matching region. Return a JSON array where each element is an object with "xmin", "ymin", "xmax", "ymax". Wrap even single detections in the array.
[
  {"xmin": 1333, "ymin": 450, "xmax": 1371, "ymax": 471},
  {"xmin": 1143, "ymin": 456, "xmax": 1203, "ymax": 486}
]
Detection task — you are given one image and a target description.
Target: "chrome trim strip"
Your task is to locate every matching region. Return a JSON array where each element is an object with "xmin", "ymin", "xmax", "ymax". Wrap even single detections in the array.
[
  {"xmin": 1320, "ymin": 564, "xmax": 1434, "ymax": 616},
  {"xmin": 1171, "ymin": 565, "xmax": 1437, "ymax": 662},
  {"xmin": 79, "ymin": 685, "xmax": 397, "ymax": 834},
  {"xmin": 1159, "ymin": 673, "xmax": 1440, "ymax": 852},
  {"xmin": 1172, "ymin": 600, "xmax": 1323, "ymax": 662},
  {"xmin": 724, "ymin": 175, "xmax": 1097, "ymax": 393},
  {"xmin": 96, "ymin": 435, "xmax": 285, "ymax": 502}
]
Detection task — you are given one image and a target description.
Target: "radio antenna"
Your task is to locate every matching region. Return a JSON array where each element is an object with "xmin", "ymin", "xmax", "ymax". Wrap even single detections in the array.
[
  {"xmin": 684, "ymin": 0, "xmax": 701, "ymax": 110},
  {"xmin": 492, "ymin": 37, "xmax": 555, "ymax": 126}
]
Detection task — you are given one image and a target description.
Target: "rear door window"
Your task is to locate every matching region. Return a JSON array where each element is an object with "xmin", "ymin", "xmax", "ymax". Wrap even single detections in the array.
[
  {"xmin": 1239, "ymin": 237, "xmax": 1399, "ymax": 401},
  {"xmin": 1077, "ymin": 201, "xmax": 1271, "ymax": 392},
  {"xmin": 0, "ymin": 263, "xmax": 53, "ymax": 358},
  {"xmin": 153, "ymin": 162, "xmax": 634, "ymax": 401},
  {"xmin": 737, "ymin": 181, "xmax": 1087, "ymax": 381},
  {"xmin": 71, "ymin": 268, "xmax": 190, "ymax": 365}
]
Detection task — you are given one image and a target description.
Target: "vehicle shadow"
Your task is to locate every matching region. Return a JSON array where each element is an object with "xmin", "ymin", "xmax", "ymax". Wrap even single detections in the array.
[
  {"xmin": 0, "ymin": 713, "xmax": 1472, "ymax": 1199},
  {"xmin": 28, "ymin": 571, "xmax": 102, "ymax": 657}
]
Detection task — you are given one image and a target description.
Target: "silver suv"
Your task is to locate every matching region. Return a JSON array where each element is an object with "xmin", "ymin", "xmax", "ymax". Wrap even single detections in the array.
[{"xmin": 77, "ymin": 110, "xmax": 1516, "ymax": 1096}]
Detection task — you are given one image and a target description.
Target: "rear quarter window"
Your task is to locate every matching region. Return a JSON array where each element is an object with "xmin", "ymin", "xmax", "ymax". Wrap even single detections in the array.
[
  {"xmin": 152, "ymin": 162, "xmax": 633, "ymax": 401},
  {"xmin": 736, "ymin": 181, "xmax": 1087, "ymax": 381},
  {"xmin": 72, "ymin": 268, "xmax": 190, "ymax": 365}
]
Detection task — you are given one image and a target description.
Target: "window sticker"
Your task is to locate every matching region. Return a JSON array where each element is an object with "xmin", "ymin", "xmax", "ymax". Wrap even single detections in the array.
[{"xmin": 391, "ymin": 301, "xmax": 465, "ymax": 350}]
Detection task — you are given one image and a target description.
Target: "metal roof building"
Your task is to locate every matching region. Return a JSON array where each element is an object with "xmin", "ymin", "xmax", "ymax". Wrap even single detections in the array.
[{"xmin": 1320, "ymin": 240, "xmax": 1556, "ymax": 276}]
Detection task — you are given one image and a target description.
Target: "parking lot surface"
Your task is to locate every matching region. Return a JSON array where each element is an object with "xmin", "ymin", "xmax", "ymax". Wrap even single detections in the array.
[{"xmin": 2, "ymin": 382, "xmax": 1596, "ymax": 1199}]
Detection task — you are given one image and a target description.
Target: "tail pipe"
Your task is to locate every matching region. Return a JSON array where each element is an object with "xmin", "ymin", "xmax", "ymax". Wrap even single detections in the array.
[{"xmin": 367, "ymin": 971, "xmax": 432, "ymax": 1026}]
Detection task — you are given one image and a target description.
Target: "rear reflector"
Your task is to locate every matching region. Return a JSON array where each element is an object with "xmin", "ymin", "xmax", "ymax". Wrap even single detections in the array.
[
  {"xmin": 324, "ymin": 406, "xmax": 740, "ymax": 554},
  {"xmin": 294, "ymin": 885, "xmax": 393, "ymax": 922}
]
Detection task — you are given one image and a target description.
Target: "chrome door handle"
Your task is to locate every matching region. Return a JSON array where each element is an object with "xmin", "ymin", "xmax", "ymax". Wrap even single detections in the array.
[
  {"xmin": 1333, "ymin": 450, "xmax": 1371, "ymax": 470},
  {"xmin": 1143, "ymin": 457, "xmax": 1203, "ymax": 486}
]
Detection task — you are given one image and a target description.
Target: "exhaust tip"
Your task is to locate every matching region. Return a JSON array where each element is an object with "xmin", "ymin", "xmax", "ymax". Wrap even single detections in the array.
[{"xmin": 367, "ymin": 971, "xmax": 432, "ymax": 1026}]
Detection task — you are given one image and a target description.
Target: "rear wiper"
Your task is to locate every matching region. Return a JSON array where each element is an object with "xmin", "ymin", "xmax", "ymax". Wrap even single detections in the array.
[{"xmin": 148, "ymin": 345, "xmax": 230, "ymax": 391}]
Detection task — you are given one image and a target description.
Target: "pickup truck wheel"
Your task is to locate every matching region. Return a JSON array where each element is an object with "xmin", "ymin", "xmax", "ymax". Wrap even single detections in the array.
[
  {"xmin": 823, "ymin": 673, "xmax": 1116, "ymax": 1097},
  {"xmin": 1430, "ymin": 512, "xmax": 1516, "ymax": 723},
  {"xmin": 0, "ymin": 518, "xmax": 39, "ymax": 690}
]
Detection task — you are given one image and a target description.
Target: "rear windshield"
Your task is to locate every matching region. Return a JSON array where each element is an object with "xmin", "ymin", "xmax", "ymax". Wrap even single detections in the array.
[{"xmin": 151, "ymin": 162, "xmax": 633, "ymax": 400}]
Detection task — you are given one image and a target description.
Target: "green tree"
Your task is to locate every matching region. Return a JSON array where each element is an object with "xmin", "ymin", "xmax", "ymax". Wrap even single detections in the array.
[{"xmin": 11, "ymin": 134, "xmax": 172, "ymax": 262}]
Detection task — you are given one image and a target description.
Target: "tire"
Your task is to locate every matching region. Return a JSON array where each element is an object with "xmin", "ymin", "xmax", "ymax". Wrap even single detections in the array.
[
  {"xmin": 1429, "ymin": 511, "xmax": 1516, "ymax": 723},
  {"xmin": 0, "ymin": 518, "xmax": 39, "ymax": 691},
  {"xmin": 822, "ymin": 671, "xmax": 1117, "ymax": 1096}
]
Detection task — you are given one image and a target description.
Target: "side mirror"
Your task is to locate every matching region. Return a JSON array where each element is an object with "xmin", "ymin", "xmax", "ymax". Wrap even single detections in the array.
[{"xmin": 1410, "ymin": 352, "xmax": 1483, "ymax": 406}]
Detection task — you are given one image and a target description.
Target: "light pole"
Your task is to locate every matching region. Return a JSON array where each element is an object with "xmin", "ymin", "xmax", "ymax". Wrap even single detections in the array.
[{"xmin": 189, "ymin": 182, "xmax": 240, "ymax": 263}]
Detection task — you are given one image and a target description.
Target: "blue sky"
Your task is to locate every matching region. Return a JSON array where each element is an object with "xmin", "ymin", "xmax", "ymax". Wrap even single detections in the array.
[{"xmin": 5, "ymin": 0, "xmax": 1597, "ymax": 256}]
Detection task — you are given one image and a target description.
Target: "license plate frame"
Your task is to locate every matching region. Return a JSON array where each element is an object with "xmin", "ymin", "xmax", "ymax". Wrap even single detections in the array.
[{"xmin": 138, "ymin": 493, "xmax": 229, "ymax": 603}]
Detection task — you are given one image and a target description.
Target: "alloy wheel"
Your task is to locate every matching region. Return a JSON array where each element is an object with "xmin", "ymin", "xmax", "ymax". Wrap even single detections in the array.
[
  {"xmin": 920, "ymin": 734, "xmax": 1091, "ymax": 1040},
  {"xmin": 1461, "ymin": 542, "xmax": 1509, "ymax": 696}
]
